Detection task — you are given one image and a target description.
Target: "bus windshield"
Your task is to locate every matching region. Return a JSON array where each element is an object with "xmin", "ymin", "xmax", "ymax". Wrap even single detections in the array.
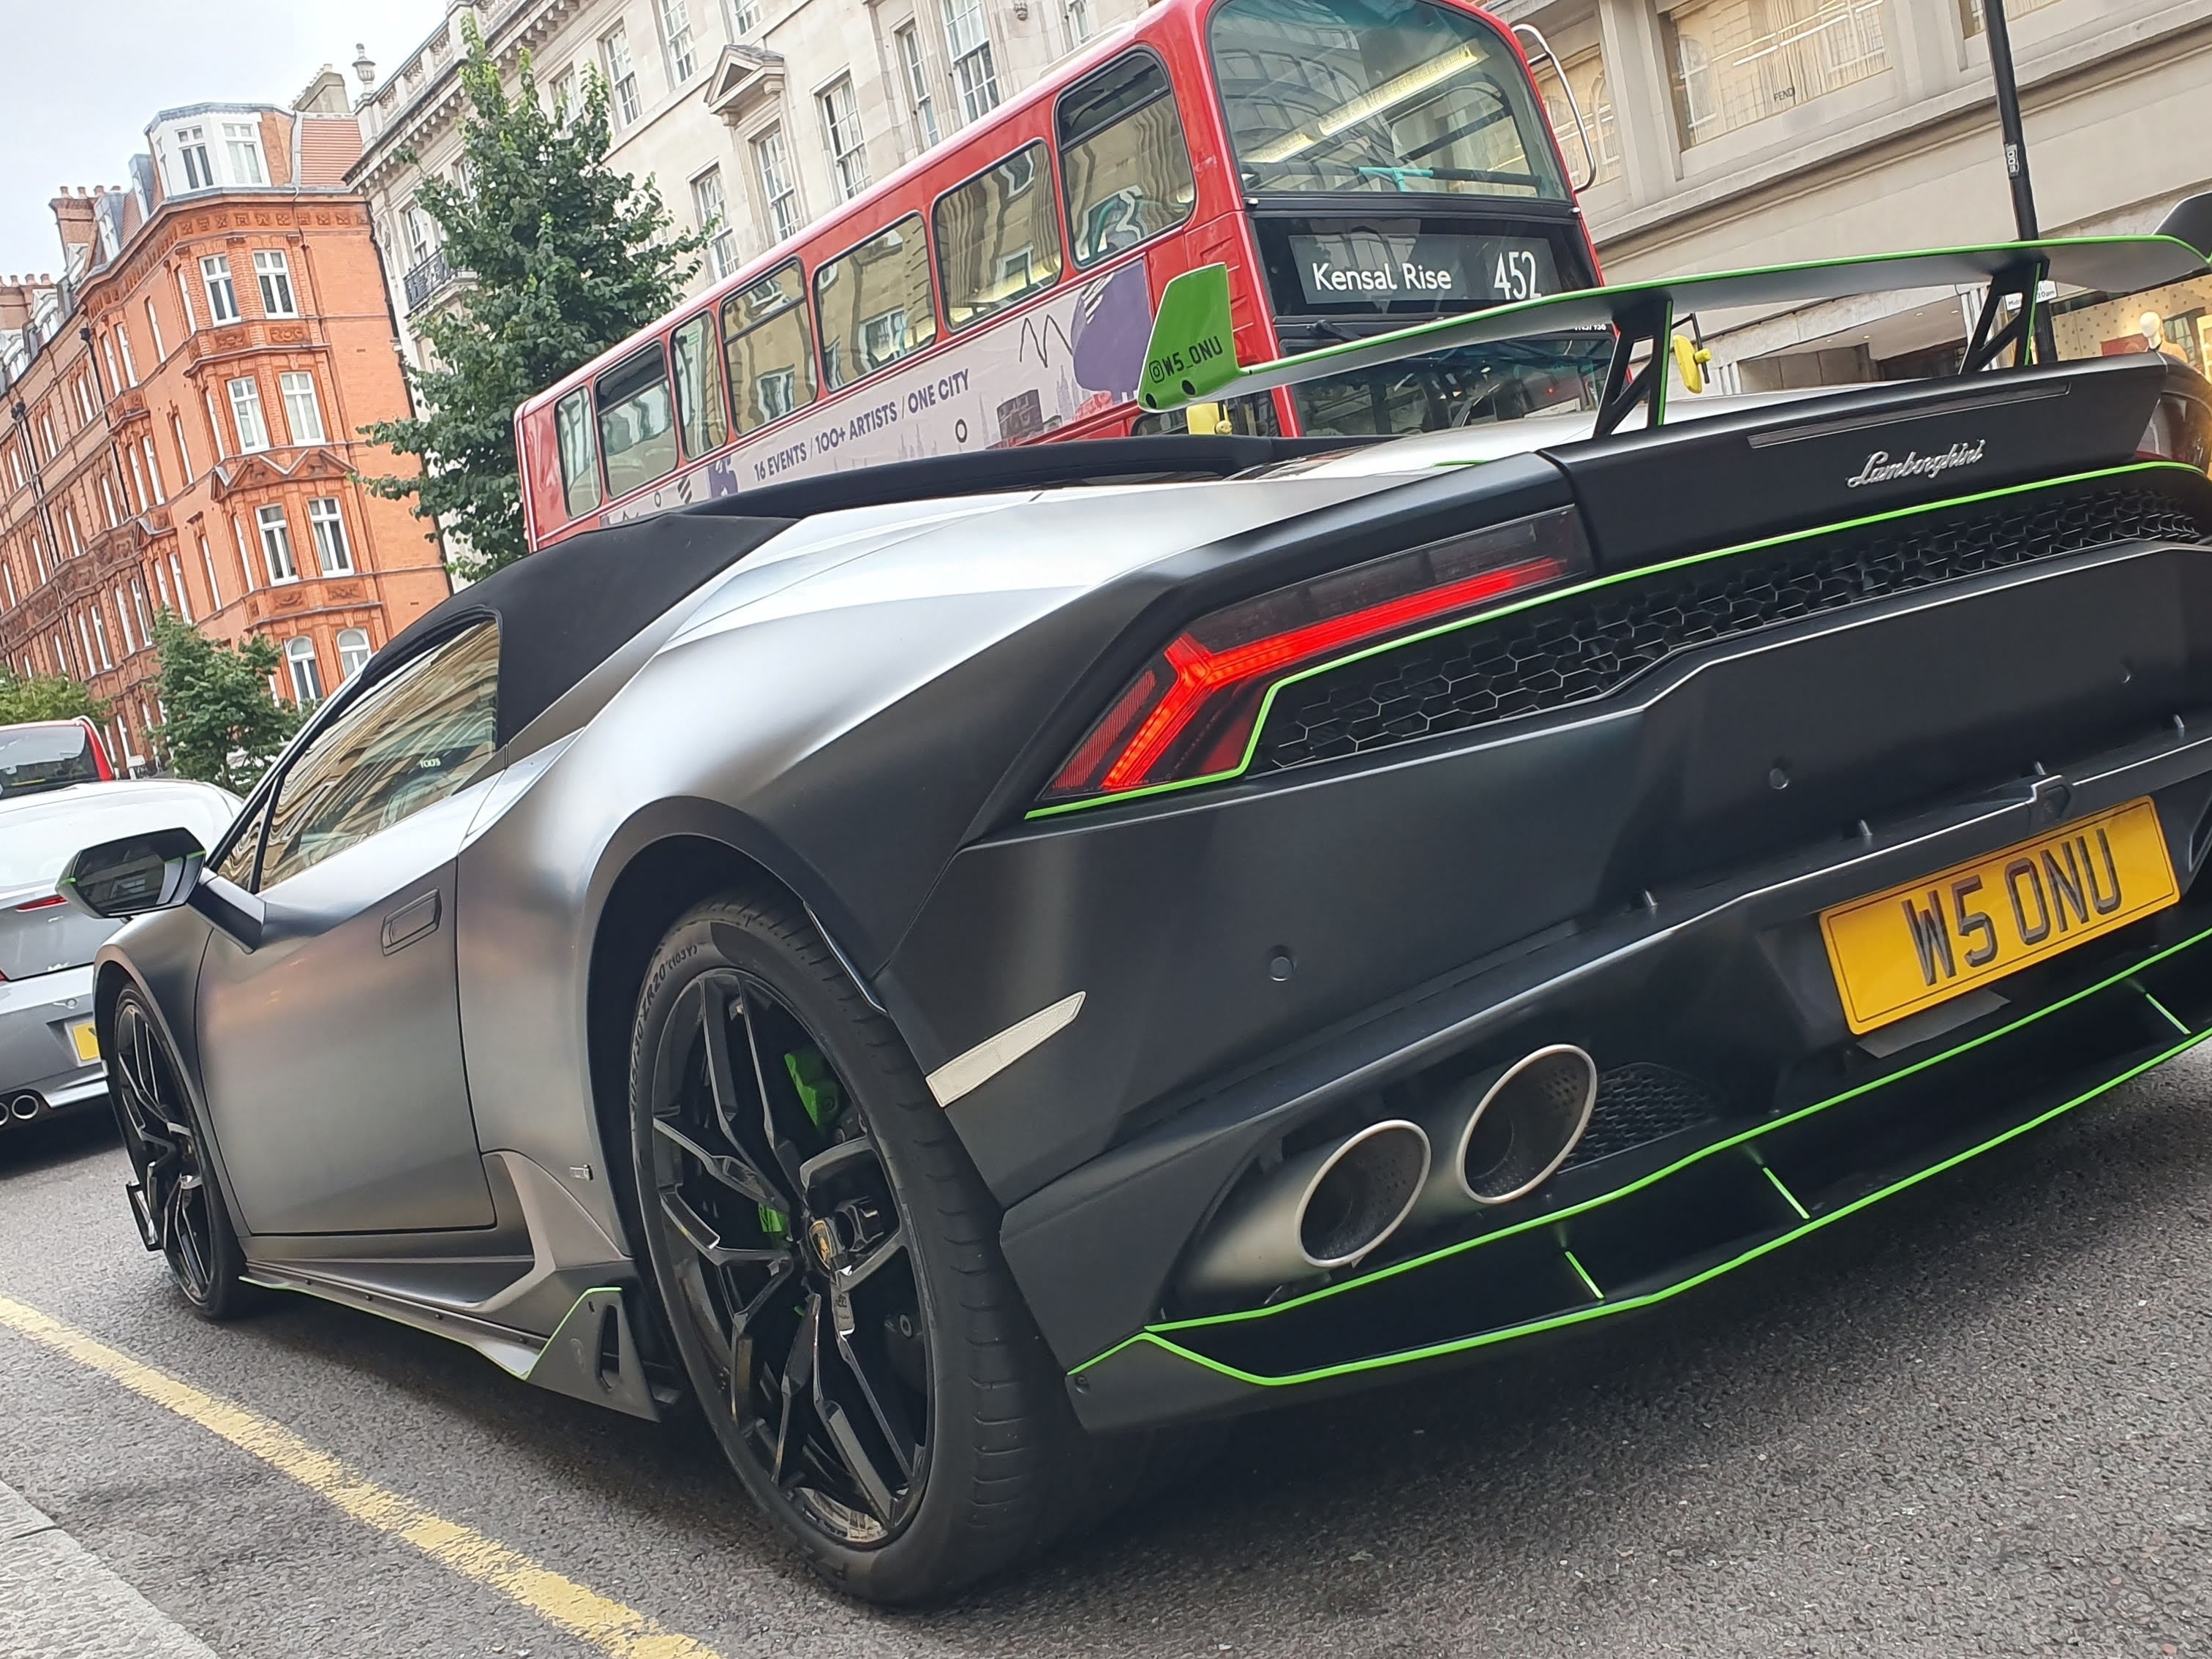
[{"xmin": 1211, "ymin": 0, "xmax": 1567, "ymax": 200}]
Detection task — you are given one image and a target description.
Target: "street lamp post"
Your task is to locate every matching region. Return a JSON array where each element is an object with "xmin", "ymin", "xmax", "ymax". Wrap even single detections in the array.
[{"xmin": 1982, "ymin": 0, "xmax": 2061, "ymax": 365}]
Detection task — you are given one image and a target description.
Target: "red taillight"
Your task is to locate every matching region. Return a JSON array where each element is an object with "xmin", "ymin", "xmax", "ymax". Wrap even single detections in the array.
[
  {"xmin": 1044, "ymin": 506, "xmax": 1591, "ymax": 806},
  {"xmin": 14, "ymin": 895, "xmax": 67, "ymax": 912}
]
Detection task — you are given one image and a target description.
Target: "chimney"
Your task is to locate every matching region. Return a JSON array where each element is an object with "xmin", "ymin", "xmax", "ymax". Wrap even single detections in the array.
[
  {"xmin": 293, "ymin": 66, "xmax": 350, "ymax": 114},
  {"xmin": 50, "ymin": 191, "xmax": 96, "ymax": 257}
]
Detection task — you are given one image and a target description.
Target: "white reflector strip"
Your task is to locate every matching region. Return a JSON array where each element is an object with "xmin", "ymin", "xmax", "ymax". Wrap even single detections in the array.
[{"xmin": 925, "ymin": 990, "xmax": 1086, "ymax": 1107}]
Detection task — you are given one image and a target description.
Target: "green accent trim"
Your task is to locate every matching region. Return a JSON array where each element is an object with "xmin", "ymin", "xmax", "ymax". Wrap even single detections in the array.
[
  {"xmin": 1071, "ymin": 916, "xmax": 2212, "ymax": 1373},
  {"xmin": 2134, "ymin": 982, "xmax": 2193, "ymax": 1036},
  {"xmin": 784, "ymin": 1047, "xmax": 843, "ymax": 1129},
  {"xmin": 1760, "ymin": 1162, "xmax": 1811, "ymax": 1222},
  {"xmin": 758, "ymin": 1203, "xmax": 788, "ymax": 1236},
  {"xmin": 1028, "ymin": 461, "xmax": 2203, "ymax": 821},
  {"xmin": 1563, "ymin": 1248, "xmax": 1603, "ymax": 1301},
  {"xmin": 522, "ymin": 1284, "xmax": 628, "ymax": 1384},
  {"xmin": 1080, "ymin": 1022, "xmax": 2212, "ymax": 1391}
]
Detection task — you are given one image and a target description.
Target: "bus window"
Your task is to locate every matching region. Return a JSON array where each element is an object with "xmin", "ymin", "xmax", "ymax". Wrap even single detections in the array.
[
  {"xmin": 1058, "ymin": 51, "xmax": 1196, "ymax": 267},
  {"xmin": 1210, "ymin": 0, "xmax": 1567, "ymax": 200},
  {"xmin": 595, "ymin": 344, "xmax": 678, "ymax": 499},
  {"xmin": 721, "ymin": 260, "xmax": 819, "ymax": 433},
  {"xmin": 816, "ymin": 215, "xmax": 938, "ymax": 391},
  {"xmin": 554, "ymin": 388, "xmax": 601, "ymax": 518},
  {"xmin": 671, "ymin": 312, "xmax": 728, "ymax": 459},
  {"xmin": 934, "ymin": 144, "xmax": 1064, "ymax": 331}
]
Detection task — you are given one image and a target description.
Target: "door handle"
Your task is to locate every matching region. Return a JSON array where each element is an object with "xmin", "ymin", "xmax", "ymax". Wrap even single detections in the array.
[{"xmin": 380, "ymin": 890, "xmax": 440, "ymax": 955}]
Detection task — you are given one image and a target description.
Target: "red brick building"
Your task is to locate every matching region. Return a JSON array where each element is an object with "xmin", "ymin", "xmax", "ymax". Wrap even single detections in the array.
[{"xmin": 0, "ymin": 72, "xmax": 450, "ymax": 770}]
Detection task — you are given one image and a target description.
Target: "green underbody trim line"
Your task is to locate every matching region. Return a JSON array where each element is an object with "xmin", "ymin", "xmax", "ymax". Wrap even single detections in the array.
[
  {"xmin": 1083, "ymin": 1022, "xmax": 2211, "ymax": 1391},
  {"xmin": 1760, "ymin": 1161, "xmax": 1812, "ymax": 1222},
  {"xmin": 1028, "ymin": 462, "xmax": 2204, "ymax": 821},
  {"xmin": 1562, "ymin": 1249, "xmax": 1603, "ymax": 1302},
  {"xmin": 2134, "ymin": 981, "xmax": 2192, "ymax": 1036},
  {"xmin": 1072, "ymin": 917, "xmax": 2212, "ymax": 1377}
]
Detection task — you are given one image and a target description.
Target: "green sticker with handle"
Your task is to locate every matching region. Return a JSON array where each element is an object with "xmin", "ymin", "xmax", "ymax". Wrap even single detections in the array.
[{"xmin": 1138, "ymin": 263, "xmax": 1241, "ymax": 411}]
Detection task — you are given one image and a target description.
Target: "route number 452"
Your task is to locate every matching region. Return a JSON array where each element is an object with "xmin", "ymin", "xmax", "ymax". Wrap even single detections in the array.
[{"xmin": 1492, "ymin": 249, "xmax": 1541, "ymax": 302}]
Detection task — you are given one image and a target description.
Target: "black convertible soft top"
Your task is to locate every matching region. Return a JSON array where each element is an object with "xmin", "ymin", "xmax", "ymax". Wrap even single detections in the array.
[{"xmin": 370, "ymin": 436, "xmax": 1361, "ymax": 748}]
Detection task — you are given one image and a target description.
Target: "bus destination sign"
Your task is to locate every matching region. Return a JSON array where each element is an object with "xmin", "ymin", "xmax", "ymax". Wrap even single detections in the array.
[{"xmin": 1287, "ymin": 231, "xmax": 1562, "ymax": 310}]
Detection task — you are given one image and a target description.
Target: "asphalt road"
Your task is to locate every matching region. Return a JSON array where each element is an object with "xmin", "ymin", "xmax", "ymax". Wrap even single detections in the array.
[{"xmin": 5, "ymin": 1053, "xmax": 2212, "ymax": 1659}]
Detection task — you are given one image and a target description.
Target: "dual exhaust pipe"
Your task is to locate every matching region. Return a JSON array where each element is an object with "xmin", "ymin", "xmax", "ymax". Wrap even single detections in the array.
[
  {"xmin": 6, "ymin": 1092, "xmax": 44, "ymax": 1124},
  {"xmin": 1180, "ymin": 1046, "xmax": 1598, "ymax": 1300}
]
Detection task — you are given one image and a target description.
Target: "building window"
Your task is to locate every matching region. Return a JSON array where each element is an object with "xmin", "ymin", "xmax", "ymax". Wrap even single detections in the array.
[
  {"xmin": 231, "ymin": 514, "xmax": 256, "ymax": 592},
  {"xmin": 753, "ymin": 125, "xmax": 802, "ymax": 242},
  {"xmin": 143, "ymin": 298, "xmax": 165, "ymax": 359},
  {"xmin": 257, "ymin": 504, "xmax": 298, "ymax": 582},
  {"xmin": 39, "ymin": 412, "xmax": 56, "ymax": 459},
  {"xmin": 404, "ymin": 204, "xmax": 435, "ymax": 269},
  {"xmin": 204, "ymin": 391, "xmax": 227, "ymax": 457},
  {"xmin": 223, "ymin": 120, "xmax": 266, "ymax": 185},
  {"xmin": 170, "ymin": 413, "xmax": 193, "ymax": 482},
  {"xmin": 196, "ymin": 532, "xmax": 219, "ymax": 611},
  {"xmin": 133, "ymin": 577, "xmax": 154, "ymax": 644},
  {"xmin": 74, "ymin": 375, "xmax": 96, "ymax": 424},
  {"xmin": 729, "ymin": 0, "xmax": 761, "ymax": 33},
  {"xmin": 100, "ymin": 473, "xmax": 121, "ymax": 527},
  {"xmin": 551, "ymin": 68, "xmax": 577, "ymax": 126},
  {"xmin": 126, "ymin": 448, "xmax": 148, "ymax": 511},
  {"xmin": 895, "ymin": 23, "xmax": 940, "ymax": 150},
  {"xmin": 201, "ymin": 255, "xmax": 240, "ymax": 324},
  {"xmin": 228, "ymin": 377, "xmax": 270, "ymax": 452},
  {"xmin": 1067, "ymin": 0, "xmax": 1094, "ymax": 44},
  {"xmin": 285, "ymin": 636, "xmax": 323, "ymax": 704},
  {"xmin": 64, "ymin": 505, "xmax": 83, "ymax": 557},
  {"xmin": 177, "ymin": 125, "xmax": 214, "ymax": 190},
  {"xmin": 279, "ymin": 372, "xmax": 326, "ymax": 445},
  {"xmin": 90, "ymin": 608, "xmax": 113, "ymax": 671},
  {"xmin": 254, "ymin": 249, "xmax": 298, "ymax": 317},
  {"xmin": 603, "ymin": 26, "xmax": 642, "ymax": 127},
  {"xmin": 175, "ymin": 267, "xmax": 198, "ymax": 332},
  {"xmin": 660, "ymin": 0, "xmax": 697, "ymax": 83},
  {"xmin": 306, "ymin": 497, "xmax": 353, "ymax": 574},
  {"xmin": 1663, "ymin": 0, "xmax": 1889, "ymax": 149},
  {"xmin": 113, "ymin": 587, "xmax": 135, "ymax": 657},
  {"xmin": 102, "ymin": 335, "xmax": 124, "ymax": 391},
  {"xmin": 140, "ymin": 436, "xmax": 165, "ymax": 504},
  {"xmin": 691, "ymin": 168, "xmax": 738, "ymax": 279},
  {"xmin": 116, "ymin": 323, "xmax": 139, "ymax": 385},
  {"xmin": 1532, "ymin": 50, "xmax": 1622, "ymax": 187},
  {"xmin": 819, "ymin": 77, "xmax": 871, "ymax": 202},
  {"xmin": 1957, "ymin": 0, "xmax": 2062, "ymax": 37},
  {"xmin": 943, "ymin": 0, "xmax": 999, "ymax": 122},
  {"xmin": 337, "ymin": 628, "xmax": 373, "ymax": 681}
]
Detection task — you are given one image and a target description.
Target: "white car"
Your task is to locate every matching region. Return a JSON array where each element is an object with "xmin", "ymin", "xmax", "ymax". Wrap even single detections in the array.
[{"xmin": 0, "ymin": 777, "xmax": 238, "ymax": 1134}]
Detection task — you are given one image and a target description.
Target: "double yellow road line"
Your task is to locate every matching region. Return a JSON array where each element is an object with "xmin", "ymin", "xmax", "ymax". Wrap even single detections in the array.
[{"xmin": 0, "ymin": 1295, "xmax": 726, "ymax": 1659}]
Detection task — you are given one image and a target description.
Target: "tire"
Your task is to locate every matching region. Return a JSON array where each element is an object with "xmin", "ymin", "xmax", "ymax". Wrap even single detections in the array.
[
  {"xmin": 107, "ymin": 990, "xmax": 258, "ymax": 1321},
  {"xmin": 626, "ymin": 889, "xmax": 1086, "ymax": 1603}
]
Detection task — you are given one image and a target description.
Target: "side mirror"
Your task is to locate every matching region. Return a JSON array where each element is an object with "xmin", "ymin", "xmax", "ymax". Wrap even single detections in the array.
[{"xmin": 61, "ymin": 828, "xmax": 206, "ymax": 919}]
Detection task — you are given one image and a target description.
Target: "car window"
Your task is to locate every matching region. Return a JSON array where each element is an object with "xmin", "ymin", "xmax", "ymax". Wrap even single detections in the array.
[
  {"xmin": 257, "ymin": 622, "xmax": 502, "ymax": 890},
  {"xmin": 209, "ymin": 797, "xmax": 269, "ymax": 889},
  {"xmin": 0, "ymin": 721, "xmax": 98, "ymax": 798}
]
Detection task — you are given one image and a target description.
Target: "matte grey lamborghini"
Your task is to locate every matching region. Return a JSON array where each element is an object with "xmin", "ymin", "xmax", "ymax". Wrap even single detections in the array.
[{"xmin": 68, "ymin": 208, "xmax": 2212, "ymax": 1603}]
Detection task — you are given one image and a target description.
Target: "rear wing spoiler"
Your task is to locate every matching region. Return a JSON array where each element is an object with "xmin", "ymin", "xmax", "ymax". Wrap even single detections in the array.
[{"xmin": 1140, "ymin": 191, "xmax": 2212, "ymax": 438}]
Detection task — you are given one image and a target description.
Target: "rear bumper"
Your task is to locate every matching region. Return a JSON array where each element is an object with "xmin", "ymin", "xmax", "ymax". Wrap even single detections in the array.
[
  {"xmin": 1066, "ymin": 900, "xmax": 2212, "ymax": 1432},
  {"xmin": 0, "ymin": 964, "xmax": 105, "ymax": 1124}
]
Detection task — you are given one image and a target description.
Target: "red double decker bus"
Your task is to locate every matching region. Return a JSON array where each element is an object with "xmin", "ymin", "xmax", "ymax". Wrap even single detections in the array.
[{"xmin": 516, "ymin": 0, "xmax": 1603, "ymax": 548}]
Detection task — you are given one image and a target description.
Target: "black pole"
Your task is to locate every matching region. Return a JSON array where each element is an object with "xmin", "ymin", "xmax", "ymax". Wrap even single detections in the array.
[{"xmin": 1983, "ymin": 0, "xmax": 2061, "ymax": 364}]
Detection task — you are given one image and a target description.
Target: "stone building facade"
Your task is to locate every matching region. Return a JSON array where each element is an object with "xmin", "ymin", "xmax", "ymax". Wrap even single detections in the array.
[
  {"xmin": 348, "ymin": 0, "xmax": 1148, "ymax": 368},
  {"xmin": 0, "ymin": 78, "xmax": 451, "ymax": 770},
  {"xmin": 1505, "ymin": 0, "xmax": 2212, "ymax": 384}
]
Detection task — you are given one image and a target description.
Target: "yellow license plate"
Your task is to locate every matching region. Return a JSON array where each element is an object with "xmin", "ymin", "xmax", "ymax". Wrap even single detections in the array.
[
  {"xmin": 69, "ymin": 1020, "xmax": 99, "ymax": 1063},
  {"xmin": 1820, "ymin": 797, "xmax": 2179, "ymax": 1034}
]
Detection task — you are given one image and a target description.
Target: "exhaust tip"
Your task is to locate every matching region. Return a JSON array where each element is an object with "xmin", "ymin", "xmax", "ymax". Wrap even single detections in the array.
[
  {"xmin": 1417, "ymin": 1045, "xmax": 1598, "ymax": 1219},
  {"xmin": 9, "ymin": 1094, "xmax": 42, "ymax": 1123},
  {"xmin": 1295, "ymin": 1119, "xmax": 1431, "ymax": 1270}
]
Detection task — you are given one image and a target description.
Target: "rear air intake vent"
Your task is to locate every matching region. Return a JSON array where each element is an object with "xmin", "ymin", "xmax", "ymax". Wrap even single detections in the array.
[{"xmin": 1252, "ymin": 477, "xmax": 2212, "ymax": 778}]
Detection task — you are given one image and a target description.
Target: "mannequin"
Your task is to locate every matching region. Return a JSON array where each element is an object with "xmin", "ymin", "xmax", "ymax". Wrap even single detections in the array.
[{"xmin": 2140, "ymin": 309, "xmax": 2189, "ymax": 363}]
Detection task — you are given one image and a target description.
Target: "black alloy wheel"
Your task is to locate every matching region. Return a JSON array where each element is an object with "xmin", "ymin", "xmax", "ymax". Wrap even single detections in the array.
[
  {"xmin": 107, "ymin": 991, "xmax": 255, "ymax": 1319},
  {"xmin": 628, "ymin": 893, "xmax": 1084, "ymax": 1602}
]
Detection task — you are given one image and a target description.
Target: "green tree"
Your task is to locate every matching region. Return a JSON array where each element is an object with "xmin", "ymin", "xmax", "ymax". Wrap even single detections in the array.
[
  {"xmin": 150, "ymin": 613, "xmax": 301, "ymax": 792},
  {"xmin": 0, "ymin": 668, "xmax": 107, "ymax": 726},
  {"xmin": 360, "ymin": 19, "xmax": 705, "ymax": 581}
]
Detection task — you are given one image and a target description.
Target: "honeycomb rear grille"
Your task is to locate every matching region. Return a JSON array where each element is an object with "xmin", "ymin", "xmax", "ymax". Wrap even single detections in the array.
[
  {"xmin": 1566, "ymin": 1063, "xmax": 1719, "ymax": 1168},
  {"xmin": 1253, "ymin": 480, "xmax": 2212, "ymax": 777}
]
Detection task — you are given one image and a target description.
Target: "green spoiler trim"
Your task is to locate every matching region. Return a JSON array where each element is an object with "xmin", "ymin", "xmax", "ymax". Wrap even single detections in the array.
[
  {"xmin": 1137, "ymin": 229, "xmax": 2212, "ymax": 414},
  {"xmin": 1072, "ymin": 917, "xmax": 2212, "ymax": 1378},
  {"xmin": 1028, "ymin": 460, "xmax": 2205, "ymax": 821}
]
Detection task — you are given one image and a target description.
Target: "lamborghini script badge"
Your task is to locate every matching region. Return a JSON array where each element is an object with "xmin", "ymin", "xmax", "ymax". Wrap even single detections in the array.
[{"xmin": 1846, "ymin": 438, "xmax": 1987, "ymax": 488}]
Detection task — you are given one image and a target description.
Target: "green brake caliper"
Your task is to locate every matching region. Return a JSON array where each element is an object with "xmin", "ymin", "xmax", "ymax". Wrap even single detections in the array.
[{"xmin": 759, "ymin": 1047, "xmax": 844, "ymax": 1237}]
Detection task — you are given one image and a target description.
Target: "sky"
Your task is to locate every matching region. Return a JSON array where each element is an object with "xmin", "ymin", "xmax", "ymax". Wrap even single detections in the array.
[{"xmin": 0, "ymin": 0, "xmax": 451, "ymax": 279}]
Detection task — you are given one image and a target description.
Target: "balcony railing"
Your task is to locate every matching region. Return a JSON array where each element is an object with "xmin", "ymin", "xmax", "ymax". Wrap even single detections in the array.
[{"xmin": 402, "ymin": 247, "xmax": 461, "ymax": 315}]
